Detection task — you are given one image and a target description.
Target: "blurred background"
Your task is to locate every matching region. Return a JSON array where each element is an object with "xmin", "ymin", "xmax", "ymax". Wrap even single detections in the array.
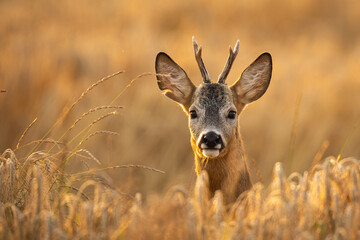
[{"xmin": 0, "ymin": 0, "xmax": 359, "ymax": 196}]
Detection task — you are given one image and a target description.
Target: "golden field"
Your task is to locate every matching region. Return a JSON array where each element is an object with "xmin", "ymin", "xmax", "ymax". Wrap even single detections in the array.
[{"xmin": 0, "ymin": 0, "xmax": 359, "ymax": 239}]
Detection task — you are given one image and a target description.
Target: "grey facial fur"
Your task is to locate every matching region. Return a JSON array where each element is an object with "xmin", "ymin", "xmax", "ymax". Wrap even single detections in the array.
[{"xmin": 189, "ymin": 83, "xmax": 238, "ymax": 156}]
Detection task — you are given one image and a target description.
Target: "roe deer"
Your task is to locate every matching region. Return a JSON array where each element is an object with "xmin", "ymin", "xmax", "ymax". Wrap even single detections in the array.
[{"xmin": 155, "ymin": 37, "xmax": 272, "ymax": 203}]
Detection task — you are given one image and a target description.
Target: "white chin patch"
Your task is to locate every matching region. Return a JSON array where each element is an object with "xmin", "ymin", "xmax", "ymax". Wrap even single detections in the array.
[{"xmin": 202, "ymin": 149, "xmax": 220, "ymax": 158}]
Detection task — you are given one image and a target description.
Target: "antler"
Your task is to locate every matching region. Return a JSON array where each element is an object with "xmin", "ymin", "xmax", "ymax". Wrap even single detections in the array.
[
  {"xmin": 217, "ymin": 40, "xmax": 240, "ymax": 84},
  {"xmin": 192, "ymin": 36, "xmax": 211, "ymax": 83}
]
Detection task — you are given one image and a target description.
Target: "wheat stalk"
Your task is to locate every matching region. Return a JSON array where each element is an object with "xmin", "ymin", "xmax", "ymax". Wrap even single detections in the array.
[
  {"xmin": 82, "ymin": 130, "xmax": 119, "ymax": 144},
  {"xmin": 67, "ymin": 106, "xmax": 123, "ymax": 133},
  {"xmin": 14, "ymin": 117, "xmax": 38, "ymax": 152},
  {"xmin": 74, "ymin": 164, "xmax": 165, "ymax": 176}
]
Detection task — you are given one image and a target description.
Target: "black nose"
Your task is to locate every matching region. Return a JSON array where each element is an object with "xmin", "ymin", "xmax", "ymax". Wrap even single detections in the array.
[{"xmin": 201, "ymin": 131, "xmax": 222, "ymax": 148}]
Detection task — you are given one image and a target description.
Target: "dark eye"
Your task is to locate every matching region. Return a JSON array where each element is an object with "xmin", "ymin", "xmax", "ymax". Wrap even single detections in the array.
[
  {"xmin": 227, "ymin": 110, "xmax": 236, "ymax": 119},
  {"xmin": 190, "ymin": 110, "xmax": 197, "ymax": 119}
]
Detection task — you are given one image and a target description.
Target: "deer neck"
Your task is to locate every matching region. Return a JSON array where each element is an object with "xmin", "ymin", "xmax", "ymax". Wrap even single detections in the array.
[{"xmin": 191, "ymin": 129, "xmax": 252, "ymax": 203}]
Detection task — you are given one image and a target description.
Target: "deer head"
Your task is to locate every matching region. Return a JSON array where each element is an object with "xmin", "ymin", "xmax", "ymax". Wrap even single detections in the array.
[{"xmin": 155, "ymin": 37, "xmax": 272, "ymax": 159}]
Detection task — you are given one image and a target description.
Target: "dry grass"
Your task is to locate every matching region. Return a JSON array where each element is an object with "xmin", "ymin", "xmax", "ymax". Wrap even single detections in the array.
[{"xmin": 0, "ymin": 147, "xmax": 359, "ymax": 239}]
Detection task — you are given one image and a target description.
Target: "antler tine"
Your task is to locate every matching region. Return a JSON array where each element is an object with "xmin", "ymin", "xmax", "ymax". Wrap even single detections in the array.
[
  {"xmin": 217, "ymin": 40, "xmax": 240, "ymax": 84},
  {"xmin": 192, "ymin": 36, "xmax": 211, "ymax": 83}
]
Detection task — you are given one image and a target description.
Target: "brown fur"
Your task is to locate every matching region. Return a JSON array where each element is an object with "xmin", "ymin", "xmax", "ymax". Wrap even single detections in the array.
[
  {"xmin": 191, "ymin": 127, "xmax": 252, "ymax": 204},
  {"xmin": 155, "ymin": 39, "xmax": 272, "ymax": 204}
]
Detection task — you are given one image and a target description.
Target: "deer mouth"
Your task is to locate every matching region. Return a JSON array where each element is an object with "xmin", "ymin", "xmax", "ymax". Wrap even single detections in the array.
[{"xmin": 200, "ymin": 144, "xmax": 223, "ymax": 158}]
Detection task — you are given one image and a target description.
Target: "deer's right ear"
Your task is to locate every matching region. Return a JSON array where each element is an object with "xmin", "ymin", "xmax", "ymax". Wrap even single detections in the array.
[{"xmin": 155, "ymin": 52, "xmax": 196, "ymax": 108}]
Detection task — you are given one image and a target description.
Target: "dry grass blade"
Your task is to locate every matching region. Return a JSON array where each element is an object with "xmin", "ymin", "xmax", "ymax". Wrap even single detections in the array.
[
  {"xmin": 46, "ymin": 106, "xmax": 123, "ymax": 155},
  {"xmin": 75, "ymin": 164, "xmax": 165, "ymax": 176},
  {"xmin": 48, "ymin": 109, "xmax": 120, "ymax": 192},
  {"xmin": 213, "ymin": 190, "xmax": 224, "ymax": 229},
  {"xmin": 129, "ymin": 192, "xmax": 143, "ymax": 232},
  {"xmin": 271, "ymin": 162, "xmax": 287, "ymax": 201},
  {"xmin": 107, "ymin": 72, "xmax": 155, "ymax": 107},
  {"xmin": 86, "ymin": 111, "xmax": 118, "ymax": 131},
  {"xmin": 82, "ymin": 131, "xmax": 120, "ymax": 144},
  {"xmin": 250, "ymin": 158, "xmax": 263, "ymax": 184},
  {"xmin": 68, "ymin": 111, "xmax": 118, "ymax": 146},
  {"xmin": 53, "ymin": 73, "xmax": 153, "ymax": 164},
  {"xmin": 75, "ymin": 149, "xmax": 101, "ymax": 165},
  {"xmin": 57, "ymin": 73, "xmax": 153, "ymax": 160},
  {"xmin": 17, "ymin": 139, "xmax": 65, "ymax": 150},
  {"xmin": 194, "ymin": 171, "xmax": 210, "ymax": 239},
  {"xmin": 59, "ymin": 185, "xmax": 90, "ymax": 200},
  {"xmin": 67, "ymin": 106, "xmax": 123, "ymax": 133},
  {"xmin": 14, "ymin": 117, "xmax": 37, "ymax": 152},
  {"xmin": 70, "ymin": 72, "xmax": 153, "ymax": 148},
  {"xmin": 310, "ymin": 140, "xmax": 330, "ymax": 173},
  {"xmin": 60, "ymin": 71, "xmax": 124, "ymax": 124}
]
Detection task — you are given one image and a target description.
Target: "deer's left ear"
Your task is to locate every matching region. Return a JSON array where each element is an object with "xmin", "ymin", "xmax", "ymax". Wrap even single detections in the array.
[
  {"xmin": 155, "ymin": 52, "xmax": 196, "ymax": 109},
  {"xmin": 231, "ymin": 53, "xmax": 272, "ymax": 105}
]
